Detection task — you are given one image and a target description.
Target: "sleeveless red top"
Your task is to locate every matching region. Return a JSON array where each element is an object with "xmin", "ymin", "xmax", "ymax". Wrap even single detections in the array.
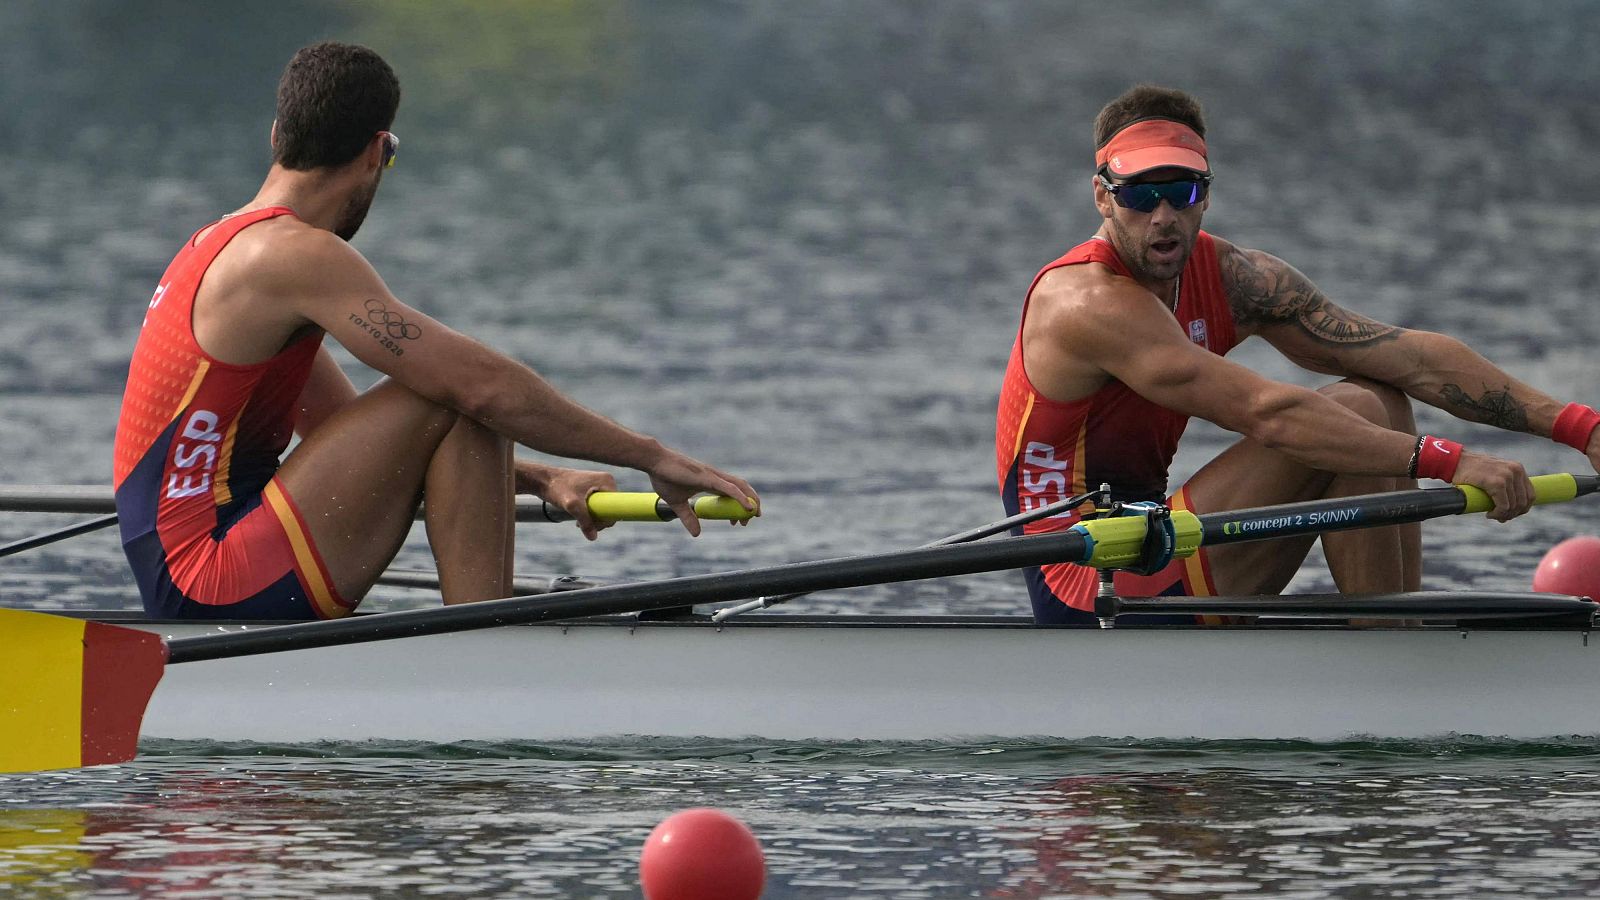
[
  {"xmin": 994, "ymin": 232, "xmax": 1238, "ymax": 605},
  {"xmin": 113, "ymin": 207, "xmax": 323, "ymax": 550}
]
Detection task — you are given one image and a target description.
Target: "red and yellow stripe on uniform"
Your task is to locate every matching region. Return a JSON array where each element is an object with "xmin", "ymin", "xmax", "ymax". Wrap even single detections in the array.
[{"xmin": 0, "ymin": 609, "xmax": 165, "ymax": 772}]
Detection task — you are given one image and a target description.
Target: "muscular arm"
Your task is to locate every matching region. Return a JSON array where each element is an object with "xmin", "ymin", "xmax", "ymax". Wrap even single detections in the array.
[
  {"xmin": 1025, "ymin": 257, "xmax": 1532, "ymax": 519},
  {"xmin": 1035, "ymin": 271, "xmax": 1417, "ymax": 477},
  {"xmin": 267, "ymin": 231, "xmax": 663, "ymax": 468},
  {"xmin": 257, "ymin": 230, "xmax": 758, "ymax": 526},
  {"xmin": 1220, "ymin": 242, "xmax": 1566, "ymax": 437}
]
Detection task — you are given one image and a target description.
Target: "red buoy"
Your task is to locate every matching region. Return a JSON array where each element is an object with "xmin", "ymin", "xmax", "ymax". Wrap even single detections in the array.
[
  {"xmin": 639, "ymin": 808, "xmax": 765, "ymax": 900},
  {"xmin": 1532, "ymin": 535, "xmax": 1600, "ymax": 598}
]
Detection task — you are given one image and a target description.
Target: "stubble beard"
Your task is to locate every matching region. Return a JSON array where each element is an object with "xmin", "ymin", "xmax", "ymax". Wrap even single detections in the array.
[
  {"xmin": 1107, "ymin": 215, "xmax": 1194, "ymax": 284},
  {"xmin": 334, "ymin": 173, "xmax": 381, "ymax": 242}
]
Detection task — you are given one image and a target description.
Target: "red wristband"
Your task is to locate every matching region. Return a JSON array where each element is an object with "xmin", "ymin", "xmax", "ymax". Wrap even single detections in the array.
[
  {"xmin": 1552, "ymin": 403, "xmax": 1600, "ymax": 452},
  {"xmin": 1415, "ymin": 436, "xmax": 1463, "ymax": 482}
]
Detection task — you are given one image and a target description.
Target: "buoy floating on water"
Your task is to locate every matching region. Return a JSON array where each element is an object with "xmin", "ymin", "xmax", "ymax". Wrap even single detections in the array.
[
  {"xmin": 640, "ymin": 807, "xmax": 766, "ymax": 900},
  {"xmin": 1532, "ymin": 535, "xmax": 1600, "ymax": 598}
]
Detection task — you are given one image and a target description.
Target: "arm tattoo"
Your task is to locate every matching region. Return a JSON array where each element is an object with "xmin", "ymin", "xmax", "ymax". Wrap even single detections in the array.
[
  {"xmin": 1439, "ymin": 383, "xmax": 1531, "ymax": 432},
  {"xmin": 1221, "ymin": 247, "xmax": 1402, "ymax": 347},
  {"xmin": 348, "ymin": 298, "xmax": 421, "ymax": 357}
]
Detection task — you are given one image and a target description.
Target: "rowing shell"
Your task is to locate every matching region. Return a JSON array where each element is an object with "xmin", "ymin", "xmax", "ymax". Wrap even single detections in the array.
[
  {"xmin": 83, "ymin": 604, "xmax": 1599, "ymax": 743},
  {"xmin": 6, "ymin": 477, "xmax": 1598, "ymax": 771}
]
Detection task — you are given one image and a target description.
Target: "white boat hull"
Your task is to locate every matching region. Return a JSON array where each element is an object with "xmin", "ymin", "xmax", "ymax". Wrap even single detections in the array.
[{"xmin": 116, "ymin": 616, "xmax": 1600, "ymax": 743}]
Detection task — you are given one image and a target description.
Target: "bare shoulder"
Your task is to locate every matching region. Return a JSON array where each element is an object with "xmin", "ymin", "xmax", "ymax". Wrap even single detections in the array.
[
  {"xmin": 1027, "ymin": 262, "xmax": 1174, "ymax": 349},
  {"xmin": 1021, "ymin": 260, "xmax": 1199, "ymax": 401},
  {"xmin": 235, "ymin": 219, "xmax": 379, "ymax": 294},
  {"xmin": 1214, "ymin": 237, "xmax": 1403, "ymax": 347},
  {"xmin": 195, "ymin": 216, "xmax": 398, "ymax": 364}
]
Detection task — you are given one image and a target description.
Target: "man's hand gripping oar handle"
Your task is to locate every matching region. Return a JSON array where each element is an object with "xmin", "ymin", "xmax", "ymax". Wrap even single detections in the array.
[{"xmin": 1459, "ymin": 475, "xmax": 1587, "ymax": 514}]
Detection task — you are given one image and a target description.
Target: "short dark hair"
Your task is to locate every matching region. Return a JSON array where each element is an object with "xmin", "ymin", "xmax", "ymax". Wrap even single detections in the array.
[
  {"xmin": 1094, "ymin": 84, "xmax": 1206, "ymax": 150},
  {"xmin": 273, "ymin": 42, "xmax": 400, "ymax": 170}
]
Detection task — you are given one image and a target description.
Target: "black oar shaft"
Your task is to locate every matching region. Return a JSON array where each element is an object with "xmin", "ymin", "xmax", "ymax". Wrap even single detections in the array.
[
  {"xmin": 166, "ymin": 529, "xmax": 1090, "ymax": 663},
  {"xmin": 1198, "ymin": 488, "xmax": 1467, "ymax": 546},
  {"xmin": 1197, "ymin": 475, "xmax": 1600, "ymax": 547},
  {"xmin": 0, "ymin": 514, "xmax": 120, "ymax": 558},
  {"xmin": 719, "ymin": 490, "xmax": 1103, "ymax": 619}
]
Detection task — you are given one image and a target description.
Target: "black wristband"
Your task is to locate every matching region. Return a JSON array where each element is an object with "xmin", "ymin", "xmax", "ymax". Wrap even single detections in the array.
[{"xmin": 1406, "ymin": 435, "xmax": 1425, "ymax": 480}]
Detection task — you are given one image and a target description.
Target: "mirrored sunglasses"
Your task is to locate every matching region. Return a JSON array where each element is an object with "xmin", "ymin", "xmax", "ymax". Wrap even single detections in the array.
[{"xmin": 1097, "ymin": 173, "xmax": 1210, "ymax": 212}]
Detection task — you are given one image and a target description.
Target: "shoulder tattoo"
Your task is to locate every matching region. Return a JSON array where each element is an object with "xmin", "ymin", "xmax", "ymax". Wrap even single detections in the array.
[{"xmin": 1221, "ymin": 247, "xmax": 1402, "ymax": 347}]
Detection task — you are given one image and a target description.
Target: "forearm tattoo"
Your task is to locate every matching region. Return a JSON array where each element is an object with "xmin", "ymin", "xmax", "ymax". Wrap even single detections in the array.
[
  {"xmin": 1439, "ymin": 383, "xmax": 1531, "ymax": 432},
  {"xmin": 1222, "ymin": 248, "xmax": 1402, "ymax": 347}
]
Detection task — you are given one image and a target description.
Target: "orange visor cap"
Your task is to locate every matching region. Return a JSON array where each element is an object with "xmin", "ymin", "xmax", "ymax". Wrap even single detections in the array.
[{"xmin": 1095, "ymin": 119, "xmax": 1209, "ymax": 178}]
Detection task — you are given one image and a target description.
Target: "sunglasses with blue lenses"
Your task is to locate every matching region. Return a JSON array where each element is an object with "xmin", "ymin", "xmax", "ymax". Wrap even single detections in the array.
[{"xmin": 1097, "ymin": 172, "xmax": 1211, "ymax": 212}]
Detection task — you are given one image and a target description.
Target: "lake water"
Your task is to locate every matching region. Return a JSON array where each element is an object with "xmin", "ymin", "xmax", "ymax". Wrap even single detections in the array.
[{"xmin": 4, "ymin": 1, "xmax": 1600, "ymax": 896}]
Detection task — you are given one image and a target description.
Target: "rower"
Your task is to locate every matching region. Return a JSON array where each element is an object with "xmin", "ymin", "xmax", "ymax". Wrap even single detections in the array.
[
  {"xmin": 994, "ymin": 83, "xmax": 1600, "ymax": 625},
  {"xmin": 110, "ymin": 42, "xmax": 758, "ymax": 620}
]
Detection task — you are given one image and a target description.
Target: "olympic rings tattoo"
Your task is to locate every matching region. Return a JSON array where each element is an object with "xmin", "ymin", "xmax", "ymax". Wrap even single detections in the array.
[
  {"xmin": 348, "ymin": 298, "xmax": 421, "ymax": 357},
  {"xmin": 363, "ymin": 298, "xmax": 422, "ymax": 340}
]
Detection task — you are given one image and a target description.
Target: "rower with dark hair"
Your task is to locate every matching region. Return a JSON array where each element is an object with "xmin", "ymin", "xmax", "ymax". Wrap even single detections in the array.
[
  {"xmin": 113, "ymin": 42, "xmax": 758, "ymax": 620},
  {"xmin": 995, "ymin": 83, "xmax": 1599, "ymax": 625}
]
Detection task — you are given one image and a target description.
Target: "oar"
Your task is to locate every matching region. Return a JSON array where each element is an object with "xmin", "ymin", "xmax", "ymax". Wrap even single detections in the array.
[
  {"xmin": 1087, "ymin": 473, "xmax": 1599, "ymax": 622},
  {"xmin": 0, "ymin": 485, "xmax": 754, "ymax": 524},
  {"xmin": 1060, "ymin": 472, "xmax": 1599, "ymax": 577},
  {"xmin": 5, "ymin": 473, "xmax": 1595, "ymax": 774},
  {"xmin": 0, "ymin": 514, "xmax": 120, "ymax": 559},
  {"xmin": 1, "ymin": 526, "xmax": 1100, "ymax": 773},
  {"xmin": 1196, "ymin": 473, "xmax": 1595, "ymax": 545},
  {"xmin": 716, "ymin": 473, "xmax": 1599, "ymax": 621},
  {"xmin": 711, "ymin": 489, "xmax": 1106, "ymax": 621}
]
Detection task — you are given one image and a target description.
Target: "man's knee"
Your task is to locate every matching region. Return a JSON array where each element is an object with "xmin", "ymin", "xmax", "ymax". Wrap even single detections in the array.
[
  {"xmin": 1319, "ymin": 377, "xmax": 1413, "ymax": 431},
  {"xmin": 366, "ymin": 377, "xmax": 461, "ymax": 434}
]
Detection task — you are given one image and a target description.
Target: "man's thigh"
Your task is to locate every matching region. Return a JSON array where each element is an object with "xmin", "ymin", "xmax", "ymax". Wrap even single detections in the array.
[
  {"xmin": 1180, "ymin": 436, "xmax": 1330, "ymax": 596},
  {"xmin": 274, "ymin": 378, "xmax": 459, "ymax": 601}
]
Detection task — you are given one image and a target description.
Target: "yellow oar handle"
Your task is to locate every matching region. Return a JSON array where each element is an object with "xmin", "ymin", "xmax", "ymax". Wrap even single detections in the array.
[
  {"xmin": 1459, "ymin": 473, "xmax": 1578, "ymax": 514},
  {"xmin": 584, "ymin": 492, "xmax": 757, "ymax": 522}
]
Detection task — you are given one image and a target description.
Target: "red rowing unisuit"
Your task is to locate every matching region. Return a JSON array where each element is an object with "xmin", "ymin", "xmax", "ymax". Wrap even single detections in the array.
[
  {"xmin": 112, "ymin": 206, "xmax": 350, "ymax": 620},
  {"xmin": 995, "ymin": 232, "xmax": 1239, "ymax": 622}
]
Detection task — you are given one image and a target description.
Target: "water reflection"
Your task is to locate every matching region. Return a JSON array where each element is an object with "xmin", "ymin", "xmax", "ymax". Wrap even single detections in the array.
[{"xmin": 0, "ymin": 809, "xmax": 91, "ymax": 896}]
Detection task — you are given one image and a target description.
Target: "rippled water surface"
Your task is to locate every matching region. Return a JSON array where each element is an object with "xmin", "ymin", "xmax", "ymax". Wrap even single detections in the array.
[
  {"xmin": 6, "ymin": 741, "xmax": 1600, "ymax": 898},
  {"xmin": 5, "ymin": 0, "xmax": 1600, "ymax": 896}
]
